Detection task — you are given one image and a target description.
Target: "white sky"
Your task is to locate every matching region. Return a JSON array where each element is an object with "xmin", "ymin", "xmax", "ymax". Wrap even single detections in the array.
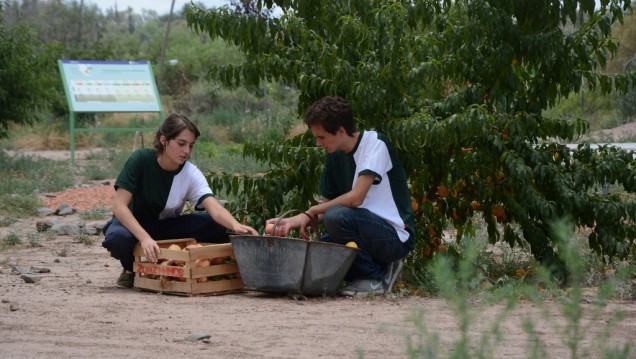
[{"xmin": 86, "ymin": 0, "xmax": 231, "ymax": 15}]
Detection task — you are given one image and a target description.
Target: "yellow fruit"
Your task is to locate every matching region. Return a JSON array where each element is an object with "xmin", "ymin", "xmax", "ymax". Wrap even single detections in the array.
[{"xmin": 345, "ymin": 241, "xmax": 358, "ymax": 249}]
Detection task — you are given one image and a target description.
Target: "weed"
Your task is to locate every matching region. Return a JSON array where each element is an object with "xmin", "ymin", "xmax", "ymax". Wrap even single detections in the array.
[
  {"xmin": 27, "ymin": 233, "xmax": 42, "ymax": 247},
  {"xmin": 72, "ymin": 233, "xmax": 94, "ymax": 245},
  {"xmin": 55, "ymin": 247, "xmax": 68, "ymax": 257},
  {"xmin": 0, "ymin": 217, "xmax": 16, "ymax": 227},
  {"xmin": 44, "ymin": 229, "xmax": 57, "ymax": 241},
  {"xmin": 79, "ymin": 206, "xmax": 111, "ymax": 220},
  {"xmin": 2, "ymin": 233, "xmax": 22, "ymax": 246},
  {"xmin": 82, "ymin": 164, "xmax": 111, "ymax": 180},
  {"xmin": 396, "ymin": 220, "xmax": 634, "ymax": 359}
]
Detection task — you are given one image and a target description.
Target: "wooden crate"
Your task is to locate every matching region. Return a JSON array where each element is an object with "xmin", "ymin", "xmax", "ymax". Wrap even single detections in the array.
[{"xmin": 133, "ymin": 238, "xmax": 243, "ymax": 296}]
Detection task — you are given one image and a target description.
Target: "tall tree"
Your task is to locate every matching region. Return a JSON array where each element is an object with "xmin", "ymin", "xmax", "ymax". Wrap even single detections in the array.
[
  {"xmin": 0, "ymin": 2, "xmax": 57, "ymax": 138},
  {"xmin": 187, "ymin": 0, "xmax": 636, "ymax": 279}
]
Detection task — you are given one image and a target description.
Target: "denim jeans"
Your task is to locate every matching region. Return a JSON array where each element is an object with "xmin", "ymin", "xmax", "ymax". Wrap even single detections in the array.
[
  {"xmin": 320, "ymin": 205, "xmax": 411, "ymax": 281},
  {"xmin": 102, "ymin": 212, "xmax": 228, "ymax": 272}
]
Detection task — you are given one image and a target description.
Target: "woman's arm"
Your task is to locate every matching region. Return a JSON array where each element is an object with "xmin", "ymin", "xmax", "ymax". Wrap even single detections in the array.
[{"xmin": 200, "ymin": 196, "xmax": 258, "ymax": 235}]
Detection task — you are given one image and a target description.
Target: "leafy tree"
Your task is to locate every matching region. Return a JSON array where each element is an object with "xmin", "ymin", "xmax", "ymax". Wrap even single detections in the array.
[
  {"xmin": 0, "ymin": 1, "xmax": 58, "ymax": 138},
  {"xmin": 187, "ymin": 0, "xmax": 636, "ymax": 281}
]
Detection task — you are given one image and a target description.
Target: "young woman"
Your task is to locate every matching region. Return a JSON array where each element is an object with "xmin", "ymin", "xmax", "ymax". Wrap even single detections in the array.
[{"xmin": 102, "ymin": 113, "xmax": 257, "ymax": 288}]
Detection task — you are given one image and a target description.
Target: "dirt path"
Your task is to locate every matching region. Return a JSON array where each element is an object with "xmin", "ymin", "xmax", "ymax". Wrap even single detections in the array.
[
  {"xmin": 1, "ymin": 150, "xmax": 636, "ymax": 358},
  {"xmin": 1, "ymin": 222, "xmax": 636, "ymax": 358}
]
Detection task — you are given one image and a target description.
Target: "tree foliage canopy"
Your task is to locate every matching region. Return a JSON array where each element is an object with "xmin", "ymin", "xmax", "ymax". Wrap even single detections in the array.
[
  {"xmin": 188, "ymin": 0, "xmax": 636, "ymax": 278},
  {"xmin": 0, "ymin": 2, "xmax": 58, "ymax": 138}
]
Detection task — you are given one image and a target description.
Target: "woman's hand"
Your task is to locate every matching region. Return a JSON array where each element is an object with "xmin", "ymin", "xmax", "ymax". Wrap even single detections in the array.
[
  {"xmin": 139, "ymin": 238, "xmax": 161, "ymax": 263},
  {"xmin": 230, "ymin": 223, "xmax": 258, "ymax": 235}
]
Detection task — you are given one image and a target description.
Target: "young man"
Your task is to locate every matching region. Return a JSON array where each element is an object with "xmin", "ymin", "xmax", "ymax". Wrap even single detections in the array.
[{"xmin": 266, "ymin": 96, "xmax": 416, "ymax": 295}]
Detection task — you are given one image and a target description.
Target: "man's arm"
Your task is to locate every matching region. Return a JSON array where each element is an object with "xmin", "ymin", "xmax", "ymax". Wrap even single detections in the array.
[{"xmin": 306, "ymin": 174, "xmax": 375, "ymax": 218}]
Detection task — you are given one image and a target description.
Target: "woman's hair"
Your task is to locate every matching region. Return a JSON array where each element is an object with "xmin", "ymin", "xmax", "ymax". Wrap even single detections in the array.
[
  {"xmin": 303, "ymin": 96, "xmax": 356, "ymax": 136},
  {"xmin": 153, "ymin": 114, "xmax": 201, "ymax": 154}
]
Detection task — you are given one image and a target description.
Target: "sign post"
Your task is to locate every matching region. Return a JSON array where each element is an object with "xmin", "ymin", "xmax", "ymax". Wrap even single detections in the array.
[{"xmin": 58, "ymin": 60, "xmax": 164, "ymax": 164}]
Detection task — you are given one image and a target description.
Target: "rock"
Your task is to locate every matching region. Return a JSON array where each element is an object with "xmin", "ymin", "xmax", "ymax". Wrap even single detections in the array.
[
  {"xmin": 84, "ymin": 221, "xmax": 108, "ymax": 235},
  {"xmin": 31, "ymin": 267, "xmax": 51, "ymax": 273},
  {"xmin": 20, "ymin": 274, "xmax": 41, "ymax": 283},
  {"xmin": 184, "ymin": 332, "xmax": 212, "ymax": 342},
  {"xmin": 56, "ymin": 204, "xmax": 76, "ymax": 216},
  {"xmin": 51, "ymin": 223, "xmax": 80, "ymax": 236},
  {"xmin": 9, "ymin": 303, "xmax": 18, "ymax": 311},
  {"xmin": 83, "ymin": 226, "xmax": 98, "ymax": 235},
  {"xmin": 36, "ymin": 217, "xmax": 61, "ymax": 232},
  {"xmin": 36, "ymin": 207, "xmax": 55, "ymax": 217},
  {"xmin": 11, "ymin": 265, "xmax": 31, "ymax": 274}
]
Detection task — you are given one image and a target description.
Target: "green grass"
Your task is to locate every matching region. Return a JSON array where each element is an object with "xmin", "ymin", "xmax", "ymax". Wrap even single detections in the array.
[
  {"xmin": 393, "ymin": 221, "xmax": 634, "ymax": 359},
  {"xmin": 2, "ymin": 233, "xmax": 21, "ymax": 246},
  {"xmin": 79, "ymin": 206, "xmax": 111, "ymax": 220}
]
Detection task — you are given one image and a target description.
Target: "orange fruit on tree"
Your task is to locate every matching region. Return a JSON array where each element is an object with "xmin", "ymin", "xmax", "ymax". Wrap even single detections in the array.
[
  {"xmin": 422, "ymin": 245, "xmax": 432, "ymax": 257},
  {"xmin": 470, "ymin": 200, "xmax": 481, "ymax": 210},
  {"xmin": 411, "ymin": 196, "xmax": 419, "ymax": 212},
  {"xmin": 491, "ymin": 205, "xmax": 506, "ymax": 219},
  {"xmin": 496, "ymin": 171, "xmax": 505, "ymax": 182},
  {"xmin": 427, "ymin": 224, "xmax": 436, "ymax": 236},
  {"xmin": 437, "ymin": 185, "xmax": 449, "ymax": 198}
]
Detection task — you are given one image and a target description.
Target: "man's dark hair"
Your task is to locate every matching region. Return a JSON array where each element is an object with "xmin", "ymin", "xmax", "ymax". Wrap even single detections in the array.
[{"xmin": 304, "ymin": 96, "xmax": 356, "ymax": 136}]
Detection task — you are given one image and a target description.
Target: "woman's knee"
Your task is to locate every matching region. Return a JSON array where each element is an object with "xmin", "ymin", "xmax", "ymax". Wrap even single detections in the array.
[{"xmin": 102, "ymin": 219, "xmax": 136, "ymax": 252}]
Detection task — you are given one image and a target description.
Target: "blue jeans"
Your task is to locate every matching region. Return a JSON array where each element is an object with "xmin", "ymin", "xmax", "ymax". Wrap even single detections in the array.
[
  {"xmin": 320, "ymin": 206, "xmax": 411, "ymax": 281},
  {"xmin": 102, "ymin": 212, "xmax": 228, "ymax": 272}
]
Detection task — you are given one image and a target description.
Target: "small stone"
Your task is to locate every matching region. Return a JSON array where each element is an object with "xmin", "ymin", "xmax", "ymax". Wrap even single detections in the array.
[
  {"xmin": 51, "ymin": 223, "xmax": 80, "ymax": 236},
  {"xmin": 36, "ymin": 207, "xmax": 55, "ymax": 217},
  {"xmin": 11, "ymin": 265, "xmax": 31, "ymax": 274},
  {"xmin": 20, "ymin": 274, "xmax": 41, "ymax": 283},
  {"xmin": 9, "ymin": 303, "xmax": 18, "ymax": 311},
  {"xmin": 57, "ymin": 206, "xmax": 76, "ymax": 216},
  {"xmin": 31, "ymin": 267, "xmax": 51, "ymax": 273},
  {"xmin": 185, "ymin": 332, "xmax": 212, "ymax": 342}
]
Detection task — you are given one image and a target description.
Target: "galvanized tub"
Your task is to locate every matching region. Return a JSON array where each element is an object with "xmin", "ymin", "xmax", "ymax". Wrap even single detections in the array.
[{"xmin": 230, "ymin": 235, "xmax": 359, "ymax": 296}]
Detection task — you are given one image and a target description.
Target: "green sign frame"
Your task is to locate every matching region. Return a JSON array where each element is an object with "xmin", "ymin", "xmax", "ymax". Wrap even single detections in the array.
[{"xmin": 58, "ymin": 60, "xmax": 164, "ymax": 164}]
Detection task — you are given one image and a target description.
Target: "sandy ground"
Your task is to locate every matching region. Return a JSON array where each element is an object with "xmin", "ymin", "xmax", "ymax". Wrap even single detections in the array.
[
  {"xmin": 1, "ymin": 232, "xmax": 636, "ymax": 359},
  {"xmin": 2, "ymin": 135, "xmax": 636, "ymax": 358}
]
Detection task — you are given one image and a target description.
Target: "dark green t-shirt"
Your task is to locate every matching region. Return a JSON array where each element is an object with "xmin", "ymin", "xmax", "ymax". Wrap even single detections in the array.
[{"xmin": 115, "ymin": 149, "xmax": 213, "ymax": 221}]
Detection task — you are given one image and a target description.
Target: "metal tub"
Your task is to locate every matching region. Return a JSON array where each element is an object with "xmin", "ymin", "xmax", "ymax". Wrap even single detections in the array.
[{"xmin": 230, "ymin": 235, "xmax": 359, "ymax": 296}]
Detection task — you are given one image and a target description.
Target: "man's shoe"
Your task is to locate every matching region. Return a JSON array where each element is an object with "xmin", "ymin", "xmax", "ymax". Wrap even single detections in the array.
[
  {"xmin": 339, "ymin": 279, "xmax": 385, "ymax": 296},
  {"xmin": 116, "ymin": 270, "xmax": 135, "ymax": 288},
  {"xmin": 383, "ymin": 259, "xmax": 404, "ymax": 292}
]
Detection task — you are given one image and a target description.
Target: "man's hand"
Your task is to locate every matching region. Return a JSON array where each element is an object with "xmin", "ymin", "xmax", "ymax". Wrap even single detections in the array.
[{"xmin": 265, "ymin": 214, "xmax": 312, "ymax": 238}]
